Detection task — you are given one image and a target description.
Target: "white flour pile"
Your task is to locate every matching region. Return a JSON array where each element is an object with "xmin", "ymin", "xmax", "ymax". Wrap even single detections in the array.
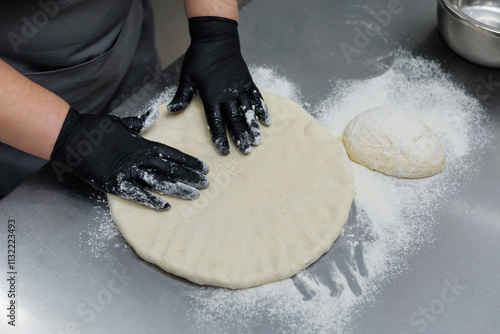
[{"xmin": 182, "ymin": 53, "xmax": 491, "ymax": 333}]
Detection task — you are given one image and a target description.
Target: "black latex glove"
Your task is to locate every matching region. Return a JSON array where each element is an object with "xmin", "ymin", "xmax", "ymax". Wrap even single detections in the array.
[
  {"xmin": 168, "ymin": 16, "xmax": 271, "ymax": 155},
  {"xmin": 50, "ymin": 108, "xmax": 209, "ymax": 211}
]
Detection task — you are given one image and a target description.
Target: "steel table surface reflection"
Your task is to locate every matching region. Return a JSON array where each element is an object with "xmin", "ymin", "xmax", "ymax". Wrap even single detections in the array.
[{"xmin": 1, "ymin": 0, "xmax": 500, "ymax": 333}]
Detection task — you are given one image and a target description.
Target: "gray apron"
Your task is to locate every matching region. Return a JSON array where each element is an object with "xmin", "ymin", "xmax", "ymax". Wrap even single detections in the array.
[{"xmin": 0, "ymin": 0, "xmax": 161, "ymax": 195}]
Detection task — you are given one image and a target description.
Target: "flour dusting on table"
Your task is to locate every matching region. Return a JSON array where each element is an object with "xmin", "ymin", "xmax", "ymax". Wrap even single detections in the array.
[
  {"xmin": 79, "ymin": 193, "xmax": 121, "ymax": 259},
  {"xmin": 181, "ymin": 53, "xmax": 491, "ymax": 333}
]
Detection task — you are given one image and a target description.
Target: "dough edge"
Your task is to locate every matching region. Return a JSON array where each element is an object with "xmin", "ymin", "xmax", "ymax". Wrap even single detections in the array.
[{"xmin": 109, "ymin": 92, "xmax": 354, "ymax": 289}]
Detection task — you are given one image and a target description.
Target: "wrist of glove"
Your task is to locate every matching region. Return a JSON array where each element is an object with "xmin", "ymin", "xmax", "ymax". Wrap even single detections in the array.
[
  {"xmin": 50, "ymin": 108, "xmax": 209, "ymax": 211},
  {"xmin": 168, "ymin": 16, "xmax": 271, "ymax": 155}
]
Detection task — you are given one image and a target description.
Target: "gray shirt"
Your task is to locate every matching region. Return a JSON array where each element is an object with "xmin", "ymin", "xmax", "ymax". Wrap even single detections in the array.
[{"xmin": 0, "ymin": 0, "xmax": 134, "ymax": 73}]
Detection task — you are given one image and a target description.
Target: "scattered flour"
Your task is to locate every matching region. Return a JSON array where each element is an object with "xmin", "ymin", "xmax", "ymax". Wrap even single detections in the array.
[
  {"xmin": 84, "ymin": 53, "xmax": 491, "ymax": 333},
  {"xmin": 79, "ymin": 193, "xmax": 121, "ymax": 259},
  {"xmin": 181, "ymin": 52, "xmax": 491, "ymax": 333}
]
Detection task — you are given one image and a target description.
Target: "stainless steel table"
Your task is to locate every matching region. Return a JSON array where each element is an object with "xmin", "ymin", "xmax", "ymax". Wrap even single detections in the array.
[{"xmin": 1, "ymin": 0, "xmax": 499, "ymax": 333}]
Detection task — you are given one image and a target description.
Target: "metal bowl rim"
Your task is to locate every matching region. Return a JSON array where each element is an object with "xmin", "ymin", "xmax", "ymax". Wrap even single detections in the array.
[{"xmin": 439, "ymin": 0, "xmax": 500, "ymax": 36}]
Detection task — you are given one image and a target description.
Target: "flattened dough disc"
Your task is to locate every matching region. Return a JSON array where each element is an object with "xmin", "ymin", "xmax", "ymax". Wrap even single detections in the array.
[{"xmin": 108, "ymin": 92, "xmax": 354, "ymax": 289}]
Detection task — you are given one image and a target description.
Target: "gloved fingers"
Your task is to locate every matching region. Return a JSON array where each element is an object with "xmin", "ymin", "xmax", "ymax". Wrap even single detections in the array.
[
  {"xmin": 249, "ymin": 84, "xmax": 272, "ymax": 126},
  {"xmin": 223, "ymin": 100, "xmax": 252, "ymax": 155},
  {"xmin": 115, "ymin": 107, "xmax": 160, "ymax": 134},
  {"xmin": 146, "ymin": 158, "xmax": 209, "ymax": 189},
  {"xmin": 117, "ymin": 180, "xmax": 171, "ymax": 211},
  {"xmin": 167, "ymin": 76, "xmax": 195, "ymax": 112},
  {"xmin": 151, "ymin": 142, "xmax": 210, "ymax": 175},
  {"xmin": 135, "ymin": 168, "xmax": 201, "ymax": 200},
  {"xmin": 239, "ymin": 92, "xmax": 261, "ymax": 146},
  {"xmin": 204, "ymin": 103, "xmax": 230, "ymax": 155}
]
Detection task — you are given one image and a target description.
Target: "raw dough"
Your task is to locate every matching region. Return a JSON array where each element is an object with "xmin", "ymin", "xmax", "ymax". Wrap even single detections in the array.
[
  {"xmin": 343, "ymin": 106, "xmax": 445, "ymax": 178},
  {"xmin": 108, "ymin": 92, "xmax": 354, "ymax": 289}
]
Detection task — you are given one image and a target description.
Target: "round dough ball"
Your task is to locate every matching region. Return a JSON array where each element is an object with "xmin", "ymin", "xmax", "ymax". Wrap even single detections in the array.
[
  {"xmin": 343, "ymin": 106, "xmax": 445, "ymax": 178},
  {"xmin": 109, "ymin": 92, "xmax": 354, "ymax": 289}
]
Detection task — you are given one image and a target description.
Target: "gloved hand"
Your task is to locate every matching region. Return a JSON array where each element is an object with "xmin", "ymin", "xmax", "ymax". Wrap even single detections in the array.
[
  {"xmin": 168, "ymin": 16, "xmax": 271, "ymax": 155},
  {"xmin": 50, "ymin": 107, "xmax": 209, "ymax": 211}
]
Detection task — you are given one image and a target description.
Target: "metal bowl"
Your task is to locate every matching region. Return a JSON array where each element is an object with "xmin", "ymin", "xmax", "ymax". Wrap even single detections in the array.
[{"xmin": 438, "ymin": 0, "xmax": 500, "ymax": 67}]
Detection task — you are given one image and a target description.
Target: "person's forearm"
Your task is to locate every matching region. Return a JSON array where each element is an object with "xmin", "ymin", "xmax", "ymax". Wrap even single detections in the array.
[
  {"xmin": 0, "ymin": 58, "xmax": 69, "ymax": 160},
  {"xmin": 184, "ymin": 0, "xmax": 238, "ymax": 21}
]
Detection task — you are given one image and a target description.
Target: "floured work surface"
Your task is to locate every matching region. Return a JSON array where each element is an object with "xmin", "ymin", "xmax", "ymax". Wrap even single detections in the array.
[{"xmin": 108, "ymin": 92, "xmax": 354, "ymax": 289}]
